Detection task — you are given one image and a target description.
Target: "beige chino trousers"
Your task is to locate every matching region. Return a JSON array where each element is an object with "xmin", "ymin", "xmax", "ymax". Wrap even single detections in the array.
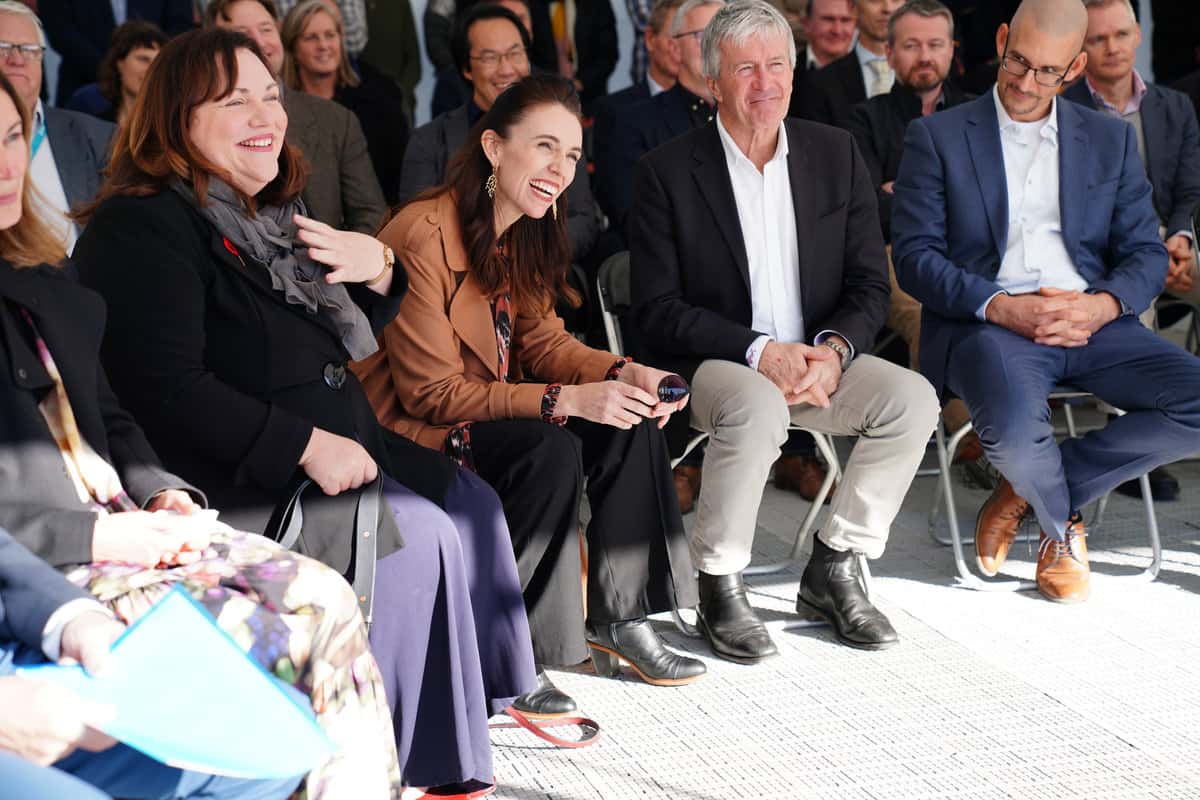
[{"xmin": 687, "ymin": 355, "xmax": 939, "ymax": 574}]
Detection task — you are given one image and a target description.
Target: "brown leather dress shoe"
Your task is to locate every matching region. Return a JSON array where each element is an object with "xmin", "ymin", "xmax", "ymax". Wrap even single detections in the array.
[
  {"xmin": 1036, "ymin": 517, "xmax": 1090, "ymax": 604},
  {"xmin": 953, "ymin": 431, "xmax": 984, "ymax": 464},
  {"xmin": 673, "ymin": 464, "xmax": 701, "ymax": 514},
  {"xmin": 772, "ymin": 455, "xmax": 835, "ymax": 503},
  {"xmin": 974, "ymin": 479, "xmax": 1030, "ymax": 576}
]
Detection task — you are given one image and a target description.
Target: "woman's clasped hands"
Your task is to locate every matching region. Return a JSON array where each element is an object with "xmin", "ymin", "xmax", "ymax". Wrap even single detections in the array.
[{"xmin": 554, "ymin": 363, "xmax": 689, "ymax": 430}]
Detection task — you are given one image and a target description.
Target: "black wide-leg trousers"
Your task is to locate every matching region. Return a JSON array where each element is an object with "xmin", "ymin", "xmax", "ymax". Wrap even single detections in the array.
[{"xmin": 468, "ymin": 417, "xmax": 698, "ymax": 666}]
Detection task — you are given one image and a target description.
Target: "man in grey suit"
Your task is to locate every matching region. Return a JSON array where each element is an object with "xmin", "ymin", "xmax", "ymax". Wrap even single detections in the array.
[
  {"xmin": 0, "ymin": 3, "xmax": 114, "ymax": 255},
  {"xmin": 206, "ymin": 0, "xmax": 387, "ymax": 234}
]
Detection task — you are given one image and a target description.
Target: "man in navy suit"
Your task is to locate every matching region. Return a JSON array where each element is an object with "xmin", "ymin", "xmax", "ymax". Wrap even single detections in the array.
[
  {"xmin": 892, "ymin": 0, "xmax": 1200, "ymax": 603},
  {"xmin": 40, "ymin": 0, "xmax": 193, "ymax": 106},
  {"xmin": 0, "ymin": 527, "xmax": 299, "ymax": 799},
  {"xmin": 1062, "ymin": 0, "xmax": 1200, "ymax": 503}
]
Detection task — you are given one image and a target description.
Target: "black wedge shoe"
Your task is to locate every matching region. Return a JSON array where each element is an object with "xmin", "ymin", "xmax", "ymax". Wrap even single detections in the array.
[
  {"xmin": 510, "ymin": 669, "xmax": 577, "ymax": 719},
  {"xmin": 587, "ymin": 619, "xmax": 707, "ymax": 686}
]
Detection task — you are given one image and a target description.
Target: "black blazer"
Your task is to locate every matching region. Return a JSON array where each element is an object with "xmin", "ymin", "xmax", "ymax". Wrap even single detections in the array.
[
  {"xmin": 1176, "ymin": 69, "xmax": 1200, "ymax": 125},
  {"xmin": 336, "ymin": 60, "xmax": 412, "ymax": 207},
  {"xmin": 605, "ymin": 84, "xmax": 706, "ymax": 236},
  {"xmin": 74, "ymin": 192, "xmax": 455, "ymax": 573},
  {"xmin": 0, "ymin": 527, "xmax": 91, "ymax": 652},
  {"xmin": 44, "ymin": 108, "xmax": 115, "ymax": 214},
  {"xmin": 399, "ymin": 104, "xmax": 600, "ymax": 259},
  {"xmin": 629, "ymin": 119, "xmax": 890, "ymax": 452},
  {"xmin": 798, "ymin": 50, "xmax": 867, "ymax": 127},
  {"xmin": 1062, "ymin": 79, "xmax": 1200, "ymax": 238},
  {"xmin": 41, "ymin": 0, "xmax": 193, "ymax": 106},
  {"xmin": 0, "ymin": 261, "xmax": 199, "ymax": 568},
  {"xmin": 572, "ymin": 0, "xmax": 619, "ymax": 116},
  {"xmin": 786, "ymin": 57, "xmax": 812, "ymax": 119},
  {"xmin": 844, "ymin": 81, "xmax": 972, "ymax": 242}
]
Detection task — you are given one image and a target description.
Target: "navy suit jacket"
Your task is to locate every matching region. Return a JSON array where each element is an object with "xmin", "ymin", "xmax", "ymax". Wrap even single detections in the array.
[
  {"xmin": 42, "ymin": 0, "xmax": 194, "ymax": 105},
  {"xmin": 605, "ymin": 84, "xmax": 700, "ymax": 236},
  {"xmin": 891, "ymin": 93, "xmax": 1167, "ymax": 397},
  {"xmin": 797, "ymin": 50, "xmax": 867, "ymax": 127},
  {"xmin": 0, "ymin": 527, "xmax": 88, "ymax": 653},
  {"xmin": 1062, "ymin": 79, "xmax": 1200, "ymax": 238},
  {"xmin": 591, "ymin": 81, "xmax": 650, "ymax": 223}
]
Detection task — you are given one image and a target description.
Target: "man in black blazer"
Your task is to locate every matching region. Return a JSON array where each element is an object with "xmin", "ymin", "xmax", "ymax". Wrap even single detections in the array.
[
  {"xmin": 1063, "ymin": 0, "xmax": 1200, "ymax": 502},
  {"xmin": 0, "ymin": 6, "xmax": 114, "ymax": 254},
  {"xmin": 786, "ymin": 0, "xmax": 857, "ymax": 118},
  {"xmin": 400, "ymin": 4, "xmax": 599, "ymax": 260},
  {"xmin": 206, "ymin": 0, "xmax": 386, "ymax": 233},
  {"xmin": 798, "ymin": 0, "xmax": 902, "ymax": 126},
  {"xmin": 40, "ymin": 0, "xmax": 193, "ymax": 106},
  {"xmin": 631, "ymin": 0, "xmax": 938, "ymax": 660}
]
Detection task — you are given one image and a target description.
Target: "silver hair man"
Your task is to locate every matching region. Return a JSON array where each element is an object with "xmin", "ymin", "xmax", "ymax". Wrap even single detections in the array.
[{"xmin": 700, "ymin": 0, "xmax": 797, "ymax": 81}]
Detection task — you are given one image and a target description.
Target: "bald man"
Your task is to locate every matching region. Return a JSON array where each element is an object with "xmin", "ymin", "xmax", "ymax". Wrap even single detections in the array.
[{"xmin": 892, "ymin": 0, "xmax": 1200, "ymax": 603}]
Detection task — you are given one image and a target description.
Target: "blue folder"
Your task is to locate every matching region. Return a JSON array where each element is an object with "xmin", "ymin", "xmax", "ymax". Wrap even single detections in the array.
[{"xmin": 20, "ymin": 586, "xmax": 337, "ymax": 779}]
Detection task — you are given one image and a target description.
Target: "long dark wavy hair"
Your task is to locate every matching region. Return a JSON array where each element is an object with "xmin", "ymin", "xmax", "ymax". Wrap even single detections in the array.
[{"xmin": 426, "ymin": 73, "xmax": 581, "ymax": 313}]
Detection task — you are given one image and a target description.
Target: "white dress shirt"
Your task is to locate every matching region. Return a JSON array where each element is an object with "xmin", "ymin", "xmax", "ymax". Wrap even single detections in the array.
[
  {"xmin": 29, "ymin": 102, "xmax": 78, "ymax": 255},
  {"xmin": 716, "ymin": 115, "xmax": 805, "ymax": 370},
  {"xmin": 647, "ymin": 74, "xmax": 667, "ymax": 97},
  {"xmin": 978, "ymin": 87, "xmax": 1087, "ymax": 319}
]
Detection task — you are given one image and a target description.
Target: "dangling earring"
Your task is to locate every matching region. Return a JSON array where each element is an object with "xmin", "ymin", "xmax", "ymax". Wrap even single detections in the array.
[
  {"xmin": 552, "ymin": 198, "xmax": 558, "ymax": 221},
  {"xmin": 485, "ymin": 169, "xmax": 497, "ymax": 199}
]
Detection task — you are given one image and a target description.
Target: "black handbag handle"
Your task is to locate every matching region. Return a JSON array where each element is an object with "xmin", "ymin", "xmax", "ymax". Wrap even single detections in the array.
[{"xmin": 274, "ymin": 477, "xmax": 381, "ymax": 626}]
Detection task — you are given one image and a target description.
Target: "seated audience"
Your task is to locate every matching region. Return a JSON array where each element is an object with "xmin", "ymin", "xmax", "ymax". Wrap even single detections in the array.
[
  {"xmin": 205, "ymin": 0, "xmax": 387, "ymax": 233},
  {"xmin": 798, "ymin": 0, "xmax": 902, "ymax": 126},
  {"xmin": 603, "ymin": 0, "xmax": 722, "ymax": 235},
  {"xmin": 39, "ymin": 0, "xmax": 192, "ymax": 106},
  {"xmin": 892, "ymin": 0, "xmax": 1200, "ymax": 603},
  {"xmin": 426, "ymin": 0, "xmax": 557, "ymax": 118},
  {"xmin": 65, "ymin": 21, "xmax": 168, "ymax": 125},
  {"xmin": 355, "ymin": 73, "xmax": 706, "ymax": 689},
  {"xmin": 0, "ymin": 3, "xmax": 114, "ymax": 255},
  {"xmin": 844, "ymin": 0, "xmax": 976, "ymax": 459},
  {"xmin": 1062, "ymin": 0, "xmax": 1200, "ymax": 502},
  {"xmin": 0, "ymin": 69, "xmax": 401, "ymax": 798},
  {"xmin": 0, "ymin": 528, "xmax": 303, "ymax": 800},
  {"xmin": 400, "ymin": 4, "xmax": 599, "ymax": 264},
  {"xmin": 786, "ymin": 0, "xmax": 857, "ymax": 119},
  {"xmin": 70, "ymin": 29, "xmax": 540, "ymax": 793},
  {"xmin": 281, "ymin": 0, "xmax": 410, "ymax": 205},
  {"xmin": 631, "ymin": 0, "xmax": 939, "ymax": 659},
  {"xmin": 275, "ymin": 0, "xmax": 368, "ymax": 54}
]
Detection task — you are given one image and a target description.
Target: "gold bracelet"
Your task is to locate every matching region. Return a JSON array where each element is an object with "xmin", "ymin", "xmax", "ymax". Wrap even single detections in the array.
[
  {"xmin": 366, "ymin": 243, "xmax": 396, "ymax": 286},
  {"xmin": 365, "ymin": 261, "xmax": 392, "ymax": 286}
]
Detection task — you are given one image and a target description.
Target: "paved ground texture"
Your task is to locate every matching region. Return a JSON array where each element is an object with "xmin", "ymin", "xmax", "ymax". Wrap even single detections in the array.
[{"xmin": 488, "ymin": 400, "xmax": 1200, "ymax": 800}]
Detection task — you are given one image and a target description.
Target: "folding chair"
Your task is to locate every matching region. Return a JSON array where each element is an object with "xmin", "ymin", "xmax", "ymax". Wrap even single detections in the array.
[{"xmin": 929, "ymin": 387, "xmax": 1163, "ymax": 592}]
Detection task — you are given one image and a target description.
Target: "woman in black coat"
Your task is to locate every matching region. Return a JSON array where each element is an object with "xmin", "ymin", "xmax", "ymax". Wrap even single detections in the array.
[{"xmin": 72, "ymin": 29, "xmax": 539, "ymax": 793}]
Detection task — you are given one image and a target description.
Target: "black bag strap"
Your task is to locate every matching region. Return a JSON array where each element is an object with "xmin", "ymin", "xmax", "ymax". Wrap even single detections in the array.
[{"xmin": 273, "ymin": 477, "xmax": 381, "ymax": 625}]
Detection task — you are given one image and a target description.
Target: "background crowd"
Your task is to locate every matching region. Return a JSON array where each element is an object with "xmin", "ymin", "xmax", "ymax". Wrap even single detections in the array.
[{"xmin": 1, "ymin": 0, "xmax": 1199, "ymax": 798}]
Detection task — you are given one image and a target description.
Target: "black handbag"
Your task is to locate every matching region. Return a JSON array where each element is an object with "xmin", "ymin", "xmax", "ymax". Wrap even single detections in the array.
[{"xmin": 270, "ymin": 477, "xmax": 381, "ymax": 626}]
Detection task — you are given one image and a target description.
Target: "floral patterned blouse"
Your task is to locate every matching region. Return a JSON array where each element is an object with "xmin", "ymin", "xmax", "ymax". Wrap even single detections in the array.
[{"xmin": 442, "ymin": 256, "xmax": 629, "ymax": 471}]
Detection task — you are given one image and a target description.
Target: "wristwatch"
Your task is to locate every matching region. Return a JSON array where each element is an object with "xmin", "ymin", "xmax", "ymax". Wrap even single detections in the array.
[
  {"xmin": 821, "ymin": 338, "xmax": 852, "ymax": 370},
  {"xmin": 366, "ymin": 244, "xmax": 395, "ymax": 286}
]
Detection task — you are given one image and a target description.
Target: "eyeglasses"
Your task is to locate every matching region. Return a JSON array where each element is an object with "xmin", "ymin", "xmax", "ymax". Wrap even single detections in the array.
[
  {"xmin": 0, "ymin": 41, "xmax": 45, "ymax": 62},
  {"xmin": 672, "ymin": 29, "xmax": 704, "ymax": 41},
  {"xmin": 470, "ymin": 47, "xmax": 528, "ymax": 68},
  {"xmin": 999, "ymin": 44, "xmax": 1072, "ymax": 87}
]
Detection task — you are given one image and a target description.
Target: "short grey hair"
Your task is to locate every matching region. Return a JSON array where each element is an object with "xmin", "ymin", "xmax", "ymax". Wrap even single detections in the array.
[
  {"xmin": 1080, "ymin": 0, "xmax": 1138, "ymax": 24},
  {"xmin": 670, "ymin": 0, "xmax": 726, "ymax": 37},
  {"xmin": 701, "ymin": 0, "xmax": 796, "ymax": 81},
  {"xmin": 886, "ymin": 0, "xmax": 955, "ymax": 46},
  {"xmin": 0, "ymin": 1, "xmax": 47, "ymax": 48}
]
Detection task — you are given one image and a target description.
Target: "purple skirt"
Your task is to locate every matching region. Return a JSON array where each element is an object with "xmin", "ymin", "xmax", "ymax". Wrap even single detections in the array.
[{"xmin": 371, "ymin": 468, "xmax": 537, "ymax": 788}]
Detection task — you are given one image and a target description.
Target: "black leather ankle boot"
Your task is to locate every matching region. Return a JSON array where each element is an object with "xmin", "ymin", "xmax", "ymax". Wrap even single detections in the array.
[
  {"xmin": 696, "ymin": 571, "xmax": 778, "ymax": 664},
  {"xmin": 797, "ymin": 535, "xmax": 898, "ymax": 650},
  {"xmin": 587, "ymin": 619, "xmax": 707, "ymax": 685}
]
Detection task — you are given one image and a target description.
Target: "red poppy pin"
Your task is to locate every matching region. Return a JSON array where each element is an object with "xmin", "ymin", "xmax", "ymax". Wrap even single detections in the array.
[{"xmin": 222, "ymin": 237, "xmax": 240, "ymax": 256}]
